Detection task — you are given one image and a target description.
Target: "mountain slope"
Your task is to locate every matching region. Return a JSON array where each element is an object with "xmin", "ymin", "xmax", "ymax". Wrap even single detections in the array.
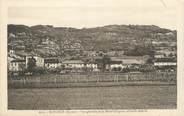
[{"xmin": 8, "ymin": 24, "xmax": 176, "ymax": 52}]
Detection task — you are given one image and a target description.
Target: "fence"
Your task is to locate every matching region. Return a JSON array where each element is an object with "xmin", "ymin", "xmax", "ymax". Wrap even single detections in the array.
[{"xmin": 8, "ymin": 72, "xmax": 176, "ymax": 88}]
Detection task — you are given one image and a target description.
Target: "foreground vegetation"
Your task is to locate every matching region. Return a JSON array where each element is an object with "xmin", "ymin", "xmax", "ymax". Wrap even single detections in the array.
[{"xmin": 8, "ymin": 85, "xmax": 176, "ymax": 109}]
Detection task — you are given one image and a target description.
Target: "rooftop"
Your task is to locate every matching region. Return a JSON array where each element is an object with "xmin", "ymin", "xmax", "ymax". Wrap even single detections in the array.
[
  {"xmin": 15, "ymin": 51, "xmax": 34, "ymax": 57},
  {"xmin": 62, "ymin": 60, "xmax": 84, "ymax": 64},
  {"xmin": 44, "ymin": 58, "xmax": 60, "ymax": 63},
  {"xmin": 122, "ymin": 59, "xmax": 144, "ymax": 64},
  {"xmin": 110, "ymin": 61, "xmax": 122, "ymax": 64},
  {"xmin": 11, "ymin": 59, "xmax": 26, "ymax": 62},
  {"xmin": 111, "ymin": 56, "xmax": 148, "ymax": 64},
  {"xmin": 155, "ymin": 58, "xmax": 177, "ymax": 62}
]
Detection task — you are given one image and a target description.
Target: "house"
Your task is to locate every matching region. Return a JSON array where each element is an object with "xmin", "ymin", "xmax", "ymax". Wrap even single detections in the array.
[
  {"xmin": 110, "ymin": 56, "xmax": 146, "ymax": 65},
  {"xmin": 9, "ymin": 49, "xmax": 15, "ymax": 55},
  {"xmin": 109, "ymin": 56, "xmax": 148, "ymax": 71},
  {"xmin": 106, "ymin": 51, "xmax": 116, "ymax": 56},
  {"xmin": 26, "ymin": 55, "xmax": 44, "ymax": 68},
  {"xmin": 71, "ymin": 42, "xmax": 82, "ymax": 50},
  {"xmin": 106, "ymin": 61, "xmax": 125, "ymax": 71},
  {"xmin": 154, "ymin": 52, "xmax": 165, "ymax": 58},
  {"xmin": 8, "ymin": 59, "xmax": 26, "ymax": 72},
  {"xmin": 9, "ymin": 33, "xmax": 16, "ymax": 38},
  {"xmin": 62, "ymin": 60, "xmax": 85, "ymax": 69},
  {"xmin": 94, "ymin": 57, "xmax": 124, "ymax": 71},
  {"xmin": 122, "ymin": 56, "xmax": 148, "ymax": 66},
  {"xmin": 154, "ymin": 50, "xmax": 176, "ymax": 58},
  {"xmin": 154, "ymin": 58, "xmax": 177, "ymax": 67},
  {"xmin": 7, "ymin": 56, "xmax": 15, "ymax": 64},
  {"xmin": 15, "ymin": 51, "xmax": 32, "ymax": 60},
  {"xmin": 44, "ymin": 58, "xmax": 61, "ymax": 69},
  {"xmin": 86, "ymin": 62, "xmax": 98, "ymax": 69},
  {"xmin": 83, "ymin": 51, "xmax": 97, "ymax": 57},
  {"xmin": 42, "ymin": 38, "xmax": 55, "ymax": 45},
  {"xmin": 15, "ymin": 45, "xmax": 26, "ymax": 50}
]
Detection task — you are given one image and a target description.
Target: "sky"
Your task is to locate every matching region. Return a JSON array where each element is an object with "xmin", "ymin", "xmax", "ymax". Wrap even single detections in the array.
[{"xmin": 7, "ymin": 0, "xmax": 178, "ymax": 29}]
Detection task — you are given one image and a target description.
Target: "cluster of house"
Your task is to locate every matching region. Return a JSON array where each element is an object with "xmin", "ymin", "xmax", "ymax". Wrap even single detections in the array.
[
  {"xmin": 153, "ymin": 50, "xmax": 177, "ymax": 67},
  {"xmin": 8, "ymin": 49, "xmax": 177, "ymax": 74},
  {"xmin": 8, "ymin": 51, "xmax": 143, "ymax": 72}
]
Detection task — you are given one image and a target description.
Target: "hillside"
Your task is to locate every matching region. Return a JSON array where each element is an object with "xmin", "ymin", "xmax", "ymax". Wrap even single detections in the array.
[{"xmin": 8, "ymin": 24, "xmax": 176, "ymax": 56}]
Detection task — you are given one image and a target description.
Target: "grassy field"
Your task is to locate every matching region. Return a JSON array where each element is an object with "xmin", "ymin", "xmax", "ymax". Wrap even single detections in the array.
[{"xmin": 8, "ymin": 85, "xmax": 176, "ymax": 110}]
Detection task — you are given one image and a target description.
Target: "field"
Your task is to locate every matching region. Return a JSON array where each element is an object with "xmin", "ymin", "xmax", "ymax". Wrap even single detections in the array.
[{"xmin": 8, "ymin": 85, "xmax": 176, "ymax": 110}]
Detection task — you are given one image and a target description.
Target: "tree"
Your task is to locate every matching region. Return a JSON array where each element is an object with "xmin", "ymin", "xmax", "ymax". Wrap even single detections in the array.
[
  {"xmin": 25, "ymin": 44, "xmax": 34, "ymax": 52},
  {"xmin": 168, "ymin": 53, "xmax": 174, "ymax": 57},
  {"xmin": 124, "ymin": 45, "xmax": 155, "ymax": 56},
  {"xmin": 146, "ymin": 57, "xmax": 154, "ymax": 64},
  {"xmin": 27, "ymin": 57, "xmax": 36, "ymax": 73},
  {"xmin": 102, "ymin": 55, "xmax": 111, "ymax": 71},
  {"xmin": 33, "ymin": 67, "xmax": 46, "ymax": 75}
]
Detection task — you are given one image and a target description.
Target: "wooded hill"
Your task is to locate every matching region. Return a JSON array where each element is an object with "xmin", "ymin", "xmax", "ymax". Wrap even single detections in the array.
[{"xmin": 8, "ymin": 24, "xmax": 176, "ymax": 52}]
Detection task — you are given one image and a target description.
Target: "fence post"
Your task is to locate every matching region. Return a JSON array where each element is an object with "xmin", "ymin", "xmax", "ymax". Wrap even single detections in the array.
[
  {"xmin": 75, "ymin": 73, "xmax": 77, "ymax": 83},
  {"xmin": 155, "ymin": 72, "xmax": 158, "ymax": 81},
  {"xmin": 23, "ymin": 78, "xmax": 25, "ymax": 85},
  {"xmin": 128, "ymin": 72, "xmax": 130, "ymax": 81},
  {"xmin": 54, "ymin": 77, "xmax": 57, "ymax": 84},
  {"xmin": 114, "ymin": 74, "xmax": 116, "ymax": 82},
  {"xmin": 11, "ymin": 78, "xmax": 14, "ymax": 85},
  {"xmin": 97, "ymin": 72, "xmax": 99, "ymax": 83},
  {"xmin": 36, "ymin": 77, "xmax": 39, "ymax": 84},
  {"xmin": 126, "ymin": 73, "xmax": 128, "ymax": 81},
  {"xmin": 152, "ymin": 72, "xmax": 154, "ymax": 81},
  {"xmin": 117, "ymin": 74, "xmax": 119, "ymax": 83},
  {"xmin": 39, "ymin": 76, "xmax": 40, "ymax": 84},
  {"xmin": 162, "ymin": 72, "xmax": 164, "ymax": 81},
  {"xmin": 86, "ymin": 74, "xmax": 88, "ymax": 83}
]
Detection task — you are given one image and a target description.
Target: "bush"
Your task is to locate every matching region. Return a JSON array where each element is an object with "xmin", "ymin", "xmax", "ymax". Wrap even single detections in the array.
[
  {"xmin": 33, "ymin": 67, "xmax": 47, "ymax": 75},
  {"xmin": 48, "ymin": 67, "xmax": 61, "ymax": 74}
]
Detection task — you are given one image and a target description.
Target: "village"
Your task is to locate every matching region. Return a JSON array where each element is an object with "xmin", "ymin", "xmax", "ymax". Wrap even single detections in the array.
[{"xmin": 8, "ymin": 45, "xmax": 177, "ymax": 77}]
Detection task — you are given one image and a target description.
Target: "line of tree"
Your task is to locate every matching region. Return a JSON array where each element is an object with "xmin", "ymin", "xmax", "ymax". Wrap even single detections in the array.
[{"xmin": 124, "ymin": 45, "xmax": 155, "ymax": 56}]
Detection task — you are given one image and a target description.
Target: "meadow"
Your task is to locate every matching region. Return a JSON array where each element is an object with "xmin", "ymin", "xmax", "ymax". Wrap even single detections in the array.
[{"xmin": 8, "ymin": 85, "xmax": 176, "ymax": 110}]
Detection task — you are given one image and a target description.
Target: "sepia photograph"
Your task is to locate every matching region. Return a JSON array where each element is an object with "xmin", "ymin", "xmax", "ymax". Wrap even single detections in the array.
[
  {"xmin": 1, "ymin": 0, "xmax": 184, "ymax": 115},
  {"xmin": 7, "ymin": 1, "xmax": 178, "ymax": 110}
]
